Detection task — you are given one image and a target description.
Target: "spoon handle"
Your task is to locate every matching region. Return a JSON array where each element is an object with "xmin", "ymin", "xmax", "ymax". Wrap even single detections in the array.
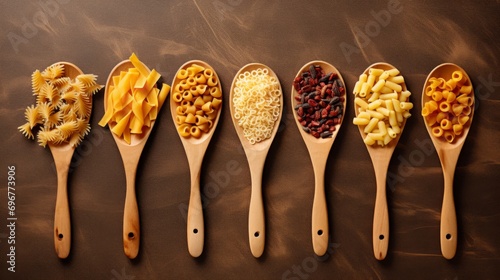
[
  {"xmin": 123, "ymin": 168, "xmax": 140, "ymax": 259},
  {"xmin": 441, "ymin": 168, "xmax": 457, "ymax": 259},
  {"xmin": 187, "ymin": 170, "xmax": 204, "ymax": 257},
  {"xmin": 54, "ymin": 166, "xmax": 71, "ymax": 259},
  {"xmin": 248, "ymin": 154, "xmax": 266, "ymax": 258},
  {"xmin": 51, "ymin": 147, "xmax": 74, "ymax": 259},
  {"xmin": 373, "ymin": 164, "xmax": 389, "ymax": 260},
  {"xmin": 311, "ymin": 161, "xmax": 329, "ymax": 256}
]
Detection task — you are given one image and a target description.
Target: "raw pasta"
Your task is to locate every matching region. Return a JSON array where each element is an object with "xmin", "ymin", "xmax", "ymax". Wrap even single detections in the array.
[
  {"xmin": 232, "ymin": 67, "xmax": 281, "ymax": 144},
  {"xmin": 18, "ymin": 63, "xmax": 103, "ymax": 147},
  {"xmin": 172, "ymin": 62, "xmax": 221, "ymax": 138},
  {"xmin": 422, "ymin": 70, "xmax": 473, "ymax": 143},
  {"xmin": 98, "ymin": 53, "xmax": 170, "ymax": 144},
  {"xmin": 352, "ymin": 66, "xmax": 413, "ymax": 146}
]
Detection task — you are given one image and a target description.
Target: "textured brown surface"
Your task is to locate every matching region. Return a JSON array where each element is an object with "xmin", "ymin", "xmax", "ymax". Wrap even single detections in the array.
[{"xmin": 1, "ymin": 1, "xmax": 499, "ymax": 279}]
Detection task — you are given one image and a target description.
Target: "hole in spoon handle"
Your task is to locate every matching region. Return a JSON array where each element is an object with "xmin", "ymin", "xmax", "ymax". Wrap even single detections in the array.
[
  {"xmin": 123, "ymin": 193, "xmax": 140, "ymax": 259},
  {"xmin": 187, "ymin": 188, "xmax": 204, "ymax": 258},
  {"xmin": 54, "ymin": 183, "xmax": 71, "ymax": 259},
  {"xmin": 373, "ymin": 185, "xmax": 389, "ymax": 260},
  {"xmin": 312, "ymin": 189, "xmax": 329, "ymax": 256},
  {"xmin": 441, "ymin": 185, "xmax": 457, "ymax": 259}
]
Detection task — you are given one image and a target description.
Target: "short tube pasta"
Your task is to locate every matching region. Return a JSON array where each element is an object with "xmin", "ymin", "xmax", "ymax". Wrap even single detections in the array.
[
  {"xmin": 352, "ymin": 66, "xmax": 412, "ymax": 146},
  {"xmin": 172, "ymin": 62, "xmax": 222, "ymax": 138},
  {"xmin": 422, "ymin": 68, "xmax": 473, "ymax": 143}
]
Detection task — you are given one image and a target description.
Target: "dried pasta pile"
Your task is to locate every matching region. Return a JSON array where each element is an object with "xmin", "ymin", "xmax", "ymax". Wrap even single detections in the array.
[
  {"xmin": 232, "ymin": 68, "xmax": 281, "ymax": 144},
  {"xmin": 98, "ymin": 53, "xmax": 170, "ymax": 144},
  {"xmin": 18, "ymin": 63, "xmax": 102, "ymax": 147},
  {"xmin": 172, "ymin": 63, "xmax": 221, "ymax": 138},
  {"xmin": 421, "ymin": 70, "xmax": 473, "ymax": 143},
  {"xmin": 352, "ymin": 67, "xmax": 413, "ymax": 146}
]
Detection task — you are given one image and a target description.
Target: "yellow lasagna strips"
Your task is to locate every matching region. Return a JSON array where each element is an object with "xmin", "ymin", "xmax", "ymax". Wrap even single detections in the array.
[
  {"xmin": 99, "ymin": 53, "xmax": 170, "ymax": 144},
  {"xmin": 422, "ymin": 70, "xmax": 473, "ymax": 143},
  {"xmin": 18, "ymin": 63, "xmax": 102, "ymax": 147}
]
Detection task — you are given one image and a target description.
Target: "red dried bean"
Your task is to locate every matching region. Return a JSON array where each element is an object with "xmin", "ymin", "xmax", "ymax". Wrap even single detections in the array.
[{"xmin": 293, "ymin": 64, "xmax": 345, "ymax": 138}]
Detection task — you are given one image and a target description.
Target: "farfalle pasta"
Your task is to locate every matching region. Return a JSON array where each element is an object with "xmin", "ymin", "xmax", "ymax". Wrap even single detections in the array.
[
  {"xmin": 18, "ymin": 63, "xmax": 102, "ymax": 147},
  {"xmin": 422, "ymin": 70, "xmax": 473, "ymax": 143}
]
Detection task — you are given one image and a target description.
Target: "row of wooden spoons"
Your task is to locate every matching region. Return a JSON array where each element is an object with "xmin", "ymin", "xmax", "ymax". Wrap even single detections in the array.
[{"xmin": 48, "ymin": 60, "xmax": 473, "ymax": 261}]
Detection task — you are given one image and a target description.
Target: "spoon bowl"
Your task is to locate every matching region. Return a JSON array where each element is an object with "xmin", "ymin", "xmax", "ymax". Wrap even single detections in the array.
[
  {"xmin": 422, "ymin": 63, "xmax": 474, "ymax": 259},
  {"xmin": 104, "ymin": 59, "xmax": 158, "ymax": 259},
  {"xmin": 229, "ymin": 63, "xmax": 283, "ymax": 258},
  {"xmin": 170, "ymin": 60, "xmax": 222, "ymax": 257},
  {"xmin": 354, "ymin": 62, "xmax": 409, "ymax": 260},
  {"xmin": 49, "ymin": 62, "xmax": 84, "ymax": 259},
  {"xmin": 291, "ymin": 60, "xmax": 346, "ymax": 256}
]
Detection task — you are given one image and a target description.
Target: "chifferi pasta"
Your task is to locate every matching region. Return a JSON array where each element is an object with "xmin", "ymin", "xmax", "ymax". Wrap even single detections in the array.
[
  {"xmin": 422, "ymin": 69, "xmax": 473, "ymax": 143},
  {"xmin": 172, "ymin": 62, "xmax": 222, "ymax": 138},
  {"xmin": 232, "ymin": 68, "xmax": 281, "ymax": 144},
  {"xmin": 352, "ymin": 66, "xmax": 413, "ymax": 146},
  {"xmin": 18, "ymin": 63, "xmax": 102, "ymax": 147},
  {"xmin": 98, "ymin": 53, "xmax": 170, "ymax": 144}
]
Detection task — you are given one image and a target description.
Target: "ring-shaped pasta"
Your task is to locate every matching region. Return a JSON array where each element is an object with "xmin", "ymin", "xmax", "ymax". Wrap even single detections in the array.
[
  {"xmin": 439, "ymin": 101, "xmax": 451, "ymax": 112},
  {"xmin": 176, "ymin": 69, "xmax": 188, "ymax": 80},
  {"xmin": 209, "ymin": 86, "xmax": 222, "ymax": 98},
  {"xmin": 190, "ymin": 126, "xmax": 202, "ymax": 138},
  {"xmin": 203, "ymin": 69, "xmax": 214, "ymax": 78},
  {"xmin": 178, "ymin": 124, "xmax": 191, "ymax": 137},
  {"xmin": 444, "ymin": 131, "xmax": 455, "ymax": 143},
  {"xmin": 182, "ymin": 91, "xmax": 193, "ymax": 102},
  {"xmin": 432, "ymin": 126, "xmax": 444, "ymax": 137},
  {"xmin": 207, "ymin": 76, "xmax": 218, "ymax": 87}
]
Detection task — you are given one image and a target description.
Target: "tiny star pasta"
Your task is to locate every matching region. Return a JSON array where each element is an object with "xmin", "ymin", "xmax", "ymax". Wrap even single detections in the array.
[{"xmin": 18, "ymin": 63, "xmax": 102, "ymax": 147}]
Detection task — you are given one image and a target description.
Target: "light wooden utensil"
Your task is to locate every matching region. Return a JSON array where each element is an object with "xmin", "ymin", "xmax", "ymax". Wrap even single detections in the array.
[
  {"xmin": 291, "ymin": 61, "xmax": 346, "ymax": 256},
  {"xmin": 49, "ymin": 62, "xmax": 85, "ymax": 259},
  {"xmin": 170, "ymin": 60, "xmax": 222, "ymax": 258},
  {"xmin": 229, "ymin": 63, "xmax": 283, "ymax": 258},
  {"xmin": 104, "ymin": 59, "xmax": 158, "ymax": 259},
  {"xmin": 354, "ymin": 62, "xmax": 409, "ymax": 261},
  {"xmin": 422, "ymin": 63, "xmax": 474, "ymax": 259}
]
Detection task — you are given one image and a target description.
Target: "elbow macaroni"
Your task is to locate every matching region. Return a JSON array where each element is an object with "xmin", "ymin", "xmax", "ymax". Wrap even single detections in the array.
[
  {"xmin": 422, "ymin": 69, "xmax": 473, "ymax": 143},
  {"xmin": 172, "ymin": 62, "xmax": 221, "ymax": 138},
  {"xmin": 352, "ymin": 66, "xmax": 412, "ymax": 146}
]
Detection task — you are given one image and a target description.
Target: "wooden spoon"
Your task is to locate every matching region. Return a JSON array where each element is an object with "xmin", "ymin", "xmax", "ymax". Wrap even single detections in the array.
[
  {"xmin": 229, "ymin": 63, "xmax": 283, "ymax": 258},
  {"xmin": 354, "ymin": 62, "xmax": 409, "ymax": 260},
  {"xmin": 422, "ymin": 63, "xmax": 474, "ymax": 259},
  {"xmin": 104, "ymin": 59, "xmax": 157, "ymax": 259},
  {"xmin": 49, "ymin": 62, "xmax": 84, "ymax": 259},
  {"xmin": 170, "ymin": 60, "xmax": 222, "ymax": 257},
  {"xmin": 291, "ymin": 61, "xmax": 347, "ymax": 256}
]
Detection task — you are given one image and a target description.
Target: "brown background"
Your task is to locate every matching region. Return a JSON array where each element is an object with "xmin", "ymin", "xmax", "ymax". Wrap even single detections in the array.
[{"xmin": 1, "ymin": 1, "xmax": 499, "ymax": 279}]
